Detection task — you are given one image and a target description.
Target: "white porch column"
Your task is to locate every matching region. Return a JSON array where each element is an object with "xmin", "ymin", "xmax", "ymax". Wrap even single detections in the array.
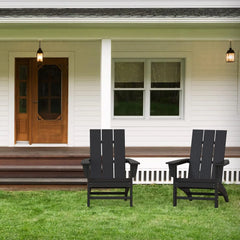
[{"xmin": 100, "ymin": 39, "xmax": 112, "ymax": 129}]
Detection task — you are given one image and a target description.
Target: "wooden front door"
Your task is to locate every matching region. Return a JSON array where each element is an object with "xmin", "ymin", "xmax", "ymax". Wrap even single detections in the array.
[{"xmin": 15, "ymin": 58, "xmax": 68, "ymax": 144}]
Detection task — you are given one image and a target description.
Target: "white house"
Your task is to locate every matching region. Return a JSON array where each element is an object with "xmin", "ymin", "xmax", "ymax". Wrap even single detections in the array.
[
  {"xmin": 0, "ymin": 1, "xmax": 239, "ymax": 147},
  {"xmin": 0, "ymin": 0, "xmax": 239, "ymax": 185}
]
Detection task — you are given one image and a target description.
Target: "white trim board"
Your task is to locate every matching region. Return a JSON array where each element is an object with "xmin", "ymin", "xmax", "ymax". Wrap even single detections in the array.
[
  {"xmin": 0, "ymin": 0, "xmax": 239, "ymax": 8},
  {"xmin": 1, "ymin": 18, "xmax": 240, "ymax": 24},
  {"xmin": 238, "ymin": 50, "xmax": 240, "ymax": 114},
  {"xmin": 8, "ymin": 51, "xmax": 75, "ymax": 146}
]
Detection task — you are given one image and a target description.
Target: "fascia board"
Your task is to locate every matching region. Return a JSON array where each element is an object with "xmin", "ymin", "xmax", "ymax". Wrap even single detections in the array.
[{"xmin": 0, "ymin": 0, "xmax": 240, "ymax": 8}]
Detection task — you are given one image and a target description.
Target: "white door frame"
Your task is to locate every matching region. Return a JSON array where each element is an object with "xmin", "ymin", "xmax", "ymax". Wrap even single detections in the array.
[{"xmin": 9, "ymin": 51, "xmax": 75, "ymax": 146}]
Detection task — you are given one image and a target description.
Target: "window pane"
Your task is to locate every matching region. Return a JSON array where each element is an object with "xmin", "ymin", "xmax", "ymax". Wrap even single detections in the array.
[
  {"xmin": 114, "ymin": 91, "xmax": 143, "ymax": 116},
  {"xmin": 115, "ymin": 62, "xmax": 144, "ymax": 88},
  {"xmin": 150, "ymin": 91, "xmax": 179, "ymax": 116},
  {"xmin": 19, "ymin": 99, "xmax": 27, "ymax": 113},
  {"xmin": 151, "ymin": 62, "xmax": 180, "ymax": 88},
  {"xmin": 19, "ymin": 82, "xmax": 27, "ymax": 96}
]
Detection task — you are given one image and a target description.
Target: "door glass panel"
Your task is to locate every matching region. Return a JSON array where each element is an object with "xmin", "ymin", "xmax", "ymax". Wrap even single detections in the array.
[
  {"xmin": 51, "ymin": 78, "xmax": 61, "ymax": 96},
  {"xmin": 19, "ymin": 82, "xmax": 27, "ymax": 96},
  {"xmin": 19, "ymin": 99, "xmax": 27, "ymax": 113},
  {"xmin": 38, "ymin": 65, "xmax": 61, "ymax": 120},
  {"xmin": 38, "ymin": 81, "xmax": 49, "ymax": 97},
  {"xmin": 19, "ymin": 65, "xmax": 28, "ymax": 81},
  {"xmin": 38, "ymin": 99, "xmax": 48, "ymax": 117},
  {"xmin": 51, "ymin": 99, "xmax": 61, "ymax": 113}
]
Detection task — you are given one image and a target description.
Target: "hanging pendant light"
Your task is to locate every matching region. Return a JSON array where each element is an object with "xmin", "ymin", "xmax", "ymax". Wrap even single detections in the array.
[
  {"xmin": 226, "ymin": 41, "xmax": 235, "ymax": 63},
  {"xmin": 36, "ymin": 41, "xmax": 43, "ymax": 62}
]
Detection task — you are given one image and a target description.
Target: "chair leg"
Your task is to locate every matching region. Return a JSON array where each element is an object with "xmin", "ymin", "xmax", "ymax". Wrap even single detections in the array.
[
  {"xmin": 180, "ymin": 187, "xmax": 192, "ymax": 201},
  {"xmin": 130, "ymin": 186, "xmax": 133, "ymax": 207},
  {"xmin": 214, "ymin": 184, "xmax": 219, "ymax": 208},
  {"xmin": 124, "ymin": 187, "xmax": 129, "ymax": 201},
  {"xmin": 219, "ymin": 184, "xmax": 229, "ymax": 202},
  {"xmin": 87, "ymin": 186, "xmax": 90, "ymax": 207},
  {"xmin": 173, "ymin": 184, "xmax": 177, "ymax": 207}
]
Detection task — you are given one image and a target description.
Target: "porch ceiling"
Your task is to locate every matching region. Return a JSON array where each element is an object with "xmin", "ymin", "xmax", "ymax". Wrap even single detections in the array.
[{"xmin": 0, "ymin": 22, "xmax": 239, "ymax": 41}]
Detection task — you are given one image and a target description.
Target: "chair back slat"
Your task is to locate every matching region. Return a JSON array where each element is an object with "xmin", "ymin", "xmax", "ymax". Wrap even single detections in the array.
[
  {"xmin": 90, "ymin": 129, "xmax": 102, "ymax": 178},
  {"xmin": 114, "ymin": 129, "xmax": 126, "ymax": 179},
  {"xmin": 189, "ymin": 130, "xmax": 203, "ymax": 179},
  {"xmin": 213, "ymin": 130, "xmax": 227, "ymax": 164},
  {"xmin": 212, "ymin": 130, "xmax": 227, "ymax": 179},
  {"xmin": 102, "ymin": 129, "xmax": 114, "ymax": 179},
  {"xmin": 199, "ymin": 130, "xmax": 215, "ymax": 179}
]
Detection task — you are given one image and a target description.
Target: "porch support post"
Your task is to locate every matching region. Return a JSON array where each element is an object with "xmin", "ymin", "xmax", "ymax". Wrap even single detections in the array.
[{"xmin": 100, "ymin": 39, "xmax": 112, "ymax": 129}]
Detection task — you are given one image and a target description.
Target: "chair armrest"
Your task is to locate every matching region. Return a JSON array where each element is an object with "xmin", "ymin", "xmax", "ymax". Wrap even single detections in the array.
[
  {"xmin": 215, "ymin": 159, "xmax": 229, "ymax": 166},
  {"xmin": 126, "ymin": 158, "xmax": 140, "ymax": 165},
  {"xmin": 214, "ymin": 159, "xmax": 229, "ymax": 180},
  {"xmin": 81, "ymin": 158, "xmax": 90, "ymax": 165},
  {"xmin": 81, "ymin": 158, "xmax": 91, "ymax": 178},
  {"xmin": 126, "ymin": 158, "xmax": 140, "ymax": 178},
  {"xmin": 166, "ymin": 158, "xmax": 190, "ymax": 166},
  {"xmin": 166, "ymin": 158, "xmax": 190, "ymax": 178}
]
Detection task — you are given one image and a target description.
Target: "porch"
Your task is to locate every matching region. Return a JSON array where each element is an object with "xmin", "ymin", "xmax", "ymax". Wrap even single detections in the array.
[
  {"xmin": 0, "ymin": 146, "xmax": 239, "ymax": 189},
  {"xmin": 0, "ymin": 8, "xmax": 239, "ymax": 189}
]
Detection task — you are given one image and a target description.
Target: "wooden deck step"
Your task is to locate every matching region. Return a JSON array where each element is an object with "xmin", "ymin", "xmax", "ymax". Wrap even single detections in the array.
[
  {"xmin": 0, "ymin": 165, "xmax": 85, "ymax": 178},
  {"xmin": 0, "ymin": 178, "xmax": 87, "ymax": 185},
  {"xmin": 0, "ymin": 166, "xmax": 83, "ymax": 171}
]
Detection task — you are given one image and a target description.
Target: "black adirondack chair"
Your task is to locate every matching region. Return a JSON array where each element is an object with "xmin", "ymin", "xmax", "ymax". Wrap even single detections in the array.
[
  {"xmin": 81, "ymin": 129, "xmax": 140, "ymax": 207},
  {"xmin": 166, "ymin": 129, "xmax": 229, "ymax": 208}
]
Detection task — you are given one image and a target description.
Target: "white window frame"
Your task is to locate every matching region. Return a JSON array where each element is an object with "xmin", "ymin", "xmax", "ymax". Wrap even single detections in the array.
[
  {"xmin": 112, "ymin": 58, "xmax": 185, "ymax": 120},
  {"xmin": 238, "ymin": 50, "xmax": 240, "ymax": 114}
]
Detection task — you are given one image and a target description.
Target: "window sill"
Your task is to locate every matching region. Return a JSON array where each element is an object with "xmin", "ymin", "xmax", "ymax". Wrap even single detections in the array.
[{"xmin": 113, "ymin": 116, "xmax": 183, "ymax": 120}]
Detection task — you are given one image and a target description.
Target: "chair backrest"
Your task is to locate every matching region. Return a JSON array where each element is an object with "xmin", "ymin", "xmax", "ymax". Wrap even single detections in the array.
[
  {"xmin": 89, "ymin": 129, "xmax": 126, "ymax": 179},
  {"xmin": 189, "ymin": 129, "xmax": 227, "ymax": 180}
]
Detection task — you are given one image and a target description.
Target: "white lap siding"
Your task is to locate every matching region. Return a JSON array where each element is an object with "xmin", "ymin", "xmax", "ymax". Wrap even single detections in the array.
[
  {"xmin": 0, "ymin": 40, "xmax": 239, "ymax": 147},
  {"xmin": 112, "ymin": 41, "xmax": 240, "ymax": 147}
]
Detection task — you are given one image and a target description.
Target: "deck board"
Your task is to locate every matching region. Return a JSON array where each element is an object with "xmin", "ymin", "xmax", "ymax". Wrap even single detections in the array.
[{"xmin": 0, "ymin": 147, "xmax": 239, "ymax": 158}]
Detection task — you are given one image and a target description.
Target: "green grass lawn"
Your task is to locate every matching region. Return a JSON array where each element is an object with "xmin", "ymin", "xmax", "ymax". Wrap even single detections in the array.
[{"xmin": 0, "ymin": 185, "xmax": 239, "ymax": 240}]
